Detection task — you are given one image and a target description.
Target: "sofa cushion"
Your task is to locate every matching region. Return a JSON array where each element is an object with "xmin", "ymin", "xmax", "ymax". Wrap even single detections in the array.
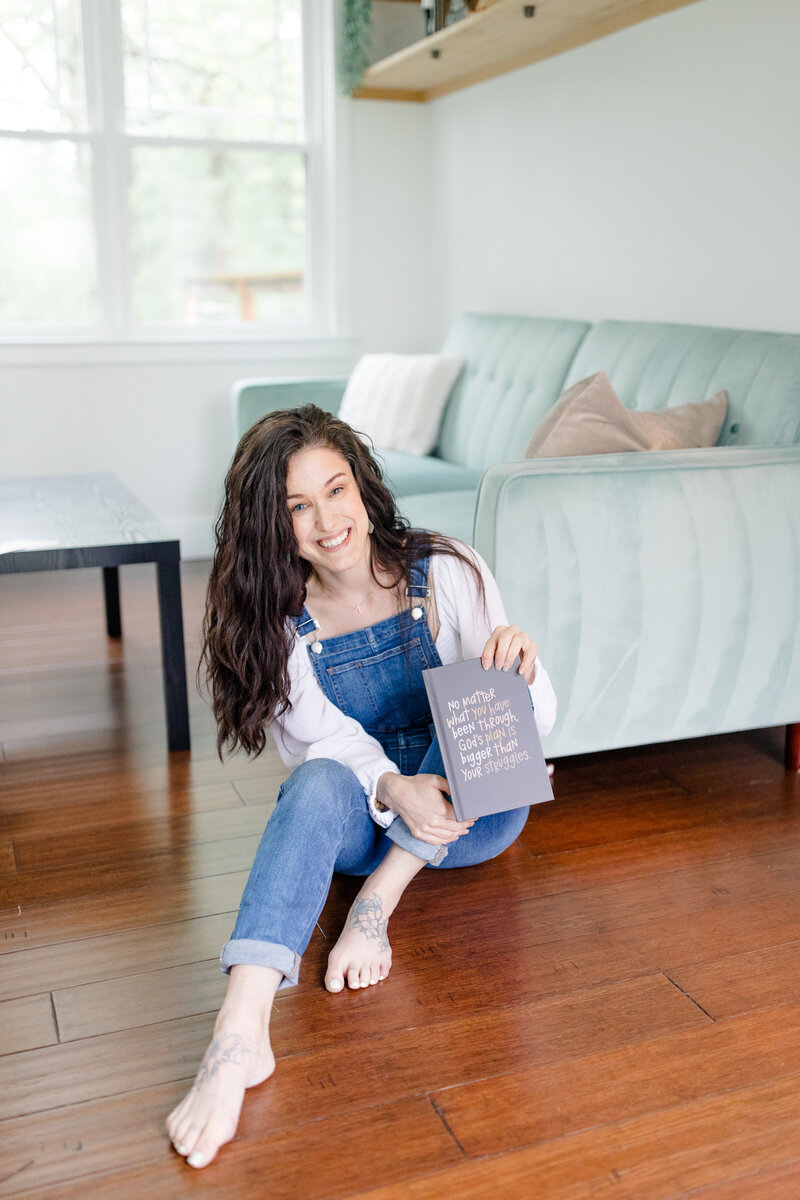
[
  {"xmin": 436, "ymin": 313, "xmax": 591, "ymax": 470},
  {"xmin": 562, "ymin": 321, "xmax": 800, "ymax": 448},
  {"xmin": 376, "ymin": 448, "xmax": 482, "ymax": 498},
  {"xmin": 234, "ymin": 377, "xmax": 348, "ymax": 442},
  {"xmin": 339, "ymin": 354, "xmax": 464, "ymax": 455},
  {"xmin": 525, "ymin": 371, "xmax": 728, "ymax": 458},
  {"xmin": 396, "ymin": 489, "xmax": 478, "ymax": 546}
]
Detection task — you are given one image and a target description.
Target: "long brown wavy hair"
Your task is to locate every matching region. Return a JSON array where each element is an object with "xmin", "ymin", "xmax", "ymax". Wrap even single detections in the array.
[{"xmin": 201, "ymin": 404, "xmax": 486, "ymax": 758}]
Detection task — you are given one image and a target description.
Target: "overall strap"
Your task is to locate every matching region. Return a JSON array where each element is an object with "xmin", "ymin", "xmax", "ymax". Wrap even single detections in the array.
[
  {"xmin": 405, "ymin": 554, "xmax": 431, "ymax": 601},
  {"xmin": 407, "ymin": 551, "xmax": 440, "ymax": 642},
  {"xmin": 294, "ymin": 609, "xmax": 320, "ymax": 644}
]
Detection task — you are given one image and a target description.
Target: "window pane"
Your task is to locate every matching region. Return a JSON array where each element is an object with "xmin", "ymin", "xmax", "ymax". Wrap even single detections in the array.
[
  {"xmin": 121, "ymin": 0, "xmax": 303, "ymax": 142},
  {"xmin": 0, "ymin": 138, "xmax": 97, "ymax": 323},
  {"xmin": 0, "ymin": 0, "xmax": 87, "ymax": 133},
  {"xmin": 129, "ymin": 146, "xmax": 306, "ymax": 325}
]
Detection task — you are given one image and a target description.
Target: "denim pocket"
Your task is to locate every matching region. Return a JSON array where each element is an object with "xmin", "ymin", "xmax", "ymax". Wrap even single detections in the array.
[{"xmin": 323, "ymin": 637, "xmax": 424, "ymax": 675}]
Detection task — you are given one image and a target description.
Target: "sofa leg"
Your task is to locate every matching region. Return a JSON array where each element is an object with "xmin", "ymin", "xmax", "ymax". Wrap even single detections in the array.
[{"xmin": 786, "ymin": 724, "xmax": 800, "ymax": 772}]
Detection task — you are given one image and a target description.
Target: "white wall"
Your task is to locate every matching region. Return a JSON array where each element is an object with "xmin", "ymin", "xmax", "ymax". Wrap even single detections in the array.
[
  {"xmin": 428, "ymin": 0, "xmax": 800, "ymax": 341},
  {"xmin": 351, "ymin": 99, "xmax": 435, "ymax": 353}
]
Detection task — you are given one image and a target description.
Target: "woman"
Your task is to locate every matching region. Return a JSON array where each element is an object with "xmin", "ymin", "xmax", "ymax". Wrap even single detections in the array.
[{"xmin": 166, "ymin": 405, "xmax": 556, "ymax": 1168}]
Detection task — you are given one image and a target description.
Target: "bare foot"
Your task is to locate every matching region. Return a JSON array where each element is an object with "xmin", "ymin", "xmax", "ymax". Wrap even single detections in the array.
[
  {"xmin": 166, "ymin": 1021, "xmax": 275, "ymax": 1169},
  {"xmin": 325, "ymin": 892, "xmax": 392, "ymax": 991}
]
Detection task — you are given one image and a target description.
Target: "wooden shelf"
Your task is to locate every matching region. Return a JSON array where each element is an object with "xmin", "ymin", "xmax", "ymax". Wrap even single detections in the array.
[{"xmin": 355, "ymin": 0, "xmax": 704, "ymax": 102}]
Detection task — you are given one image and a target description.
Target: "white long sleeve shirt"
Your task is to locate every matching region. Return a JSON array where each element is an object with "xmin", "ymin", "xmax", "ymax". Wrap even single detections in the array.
[{"xmin": 270, "ymin": 543, "xmax": 557, "ymax": 827}]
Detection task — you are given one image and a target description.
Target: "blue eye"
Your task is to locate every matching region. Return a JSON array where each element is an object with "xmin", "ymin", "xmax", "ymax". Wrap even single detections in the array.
[{"xmin": 291, "ymin": 502, "xmax": 307, "ymax": 513}]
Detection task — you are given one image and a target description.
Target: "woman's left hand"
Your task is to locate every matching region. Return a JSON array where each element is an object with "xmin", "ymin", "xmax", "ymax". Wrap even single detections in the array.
[{"xmin": 481, "ymin": 625, "xmax": 538, "ymax": 685}]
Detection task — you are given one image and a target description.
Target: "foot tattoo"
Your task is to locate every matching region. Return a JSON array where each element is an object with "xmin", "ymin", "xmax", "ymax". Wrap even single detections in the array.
[
  {"xmin": 325, "ymin": 891, "xmax": 393, "ymax": 991},
  {"xmin": 192, "ymin": 1031, "xmax": 262, "ymax": 1090},
  {"xmin": 348, "ymin": 895, "xmax": 390, "ymax": 952},
  {"xmin": 166, "ymin": 1026, "xmax": 276, "ymax": 1168}
]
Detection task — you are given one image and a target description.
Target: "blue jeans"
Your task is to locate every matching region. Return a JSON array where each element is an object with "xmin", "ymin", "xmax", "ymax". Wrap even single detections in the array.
[{"xmin": 220, "ymin": 739, "xmax": 529, "ymax": 989}]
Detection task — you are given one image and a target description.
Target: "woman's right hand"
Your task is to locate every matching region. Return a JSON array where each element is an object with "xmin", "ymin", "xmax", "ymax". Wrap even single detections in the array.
[{"xmin": 376, "ymin": 772, "xmax": 475, "ymax": 845}]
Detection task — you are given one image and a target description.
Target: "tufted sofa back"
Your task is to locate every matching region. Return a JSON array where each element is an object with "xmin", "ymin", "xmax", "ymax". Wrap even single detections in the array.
[
  {"xmin": 437, "ymin": 312, "xmax": 590, "ymax": 470},
  {"xmin": 563, "ymin": 320, "xmax": 800, "ymax": 448}
]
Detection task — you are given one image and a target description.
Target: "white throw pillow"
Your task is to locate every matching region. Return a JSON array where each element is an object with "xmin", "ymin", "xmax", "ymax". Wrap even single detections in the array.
[{"xmin": 338, "ymin": 354, "xmax": 465, "ymax": 455}]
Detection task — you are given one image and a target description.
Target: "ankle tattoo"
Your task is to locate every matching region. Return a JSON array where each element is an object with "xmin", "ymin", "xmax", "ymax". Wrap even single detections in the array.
[{"xmin": 349, "ymin": 895, "xmax": 390, "ymax": 952}]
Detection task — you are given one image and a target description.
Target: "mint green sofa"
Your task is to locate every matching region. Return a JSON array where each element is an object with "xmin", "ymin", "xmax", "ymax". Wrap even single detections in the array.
[{"xmin": 232, "ymin": 313, "xmax": 800, "ymax": 768}]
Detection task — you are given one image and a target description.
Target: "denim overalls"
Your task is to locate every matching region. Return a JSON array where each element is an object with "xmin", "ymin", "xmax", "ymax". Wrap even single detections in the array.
[
  {"xmin": 298, "ymin": 553, "xmax": 442, "ymax": 775},
  {"xmin": 220, "ymin": 554, "xmax": 529, "ymax": 989}
]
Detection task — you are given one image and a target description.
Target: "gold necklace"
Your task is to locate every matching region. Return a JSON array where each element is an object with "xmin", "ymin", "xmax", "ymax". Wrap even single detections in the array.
[{"xmin": 314, "ymin": 576, "xmax": 379, "ymax": 615}]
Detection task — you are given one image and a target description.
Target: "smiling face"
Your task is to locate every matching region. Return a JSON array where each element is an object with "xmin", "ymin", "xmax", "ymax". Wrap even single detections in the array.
[{"xmin": 285, "ymin": 444, "xmax": 371, "ymax": 582}]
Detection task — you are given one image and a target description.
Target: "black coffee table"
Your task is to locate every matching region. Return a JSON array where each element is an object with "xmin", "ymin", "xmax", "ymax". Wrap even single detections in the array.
[{"xmin": 0, "ymin": 473, "xmax": 191, "ymax": 752}]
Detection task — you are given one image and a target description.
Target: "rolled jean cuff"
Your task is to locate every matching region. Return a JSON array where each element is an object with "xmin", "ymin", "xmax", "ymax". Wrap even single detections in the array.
[
  {"xmin": 385, "ymin": 816, "xmax": 447, "ymax": 865},
  {"xmin": 220, "ymin": 938, "xmax": 301, "ymax": 991}
]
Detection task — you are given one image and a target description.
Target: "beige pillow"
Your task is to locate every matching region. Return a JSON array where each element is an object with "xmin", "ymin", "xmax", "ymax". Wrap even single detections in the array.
[{"xmin": 524, "ymin": 371, "xmax": 728, "ymax": 459}]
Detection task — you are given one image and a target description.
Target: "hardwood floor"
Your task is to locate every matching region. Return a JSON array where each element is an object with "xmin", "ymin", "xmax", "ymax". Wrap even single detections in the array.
[{"xmin": 2, "ymin": 561, "xmax": 799, "ymax": 1199}]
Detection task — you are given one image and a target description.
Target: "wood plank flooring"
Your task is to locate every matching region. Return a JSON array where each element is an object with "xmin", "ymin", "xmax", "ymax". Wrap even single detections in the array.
[{"xmin": 2, "ymin": 561, "xmax": 800, "ymax": 1198}]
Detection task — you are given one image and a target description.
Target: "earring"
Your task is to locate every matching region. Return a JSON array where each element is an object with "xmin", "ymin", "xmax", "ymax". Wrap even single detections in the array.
[{"xmin": 368, "ymin": 519, "xmax": 374, "ymax": 534}]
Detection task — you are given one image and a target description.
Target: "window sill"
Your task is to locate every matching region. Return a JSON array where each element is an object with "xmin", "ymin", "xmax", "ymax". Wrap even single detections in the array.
[{"xmin": 0, "ymin": 331, "xmax": 358, "ymax": 367}]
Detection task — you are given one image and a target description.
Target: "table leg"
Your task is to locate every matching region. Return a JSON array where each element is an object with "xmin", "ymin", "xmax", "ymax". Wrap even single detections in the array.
[
  {"xmin": 103, "ymin": 566, "xmax": 122, "ymax": 638},
  {"xmin": 156, "ymin": 560, "xmax": 191, "ymax": 752},
  {"xmin": 787, "ymin": 723, "xmax": 800, "ymax": 772}
]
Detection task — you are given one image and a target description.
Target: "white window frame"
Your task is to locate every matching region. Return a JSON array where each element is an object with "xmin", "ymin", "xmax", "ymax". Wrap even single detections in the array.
[{"xmin": 0, "ymin": 0, "xmax": 351, "ymax": 360}]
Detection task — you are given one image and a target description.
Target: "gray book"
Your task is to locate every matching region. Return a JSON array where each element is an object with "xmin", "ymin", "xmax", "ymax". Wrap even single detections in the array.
[{"xmin": 422, "ymin": 656, "xmax": 554, "ymax": 821}]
